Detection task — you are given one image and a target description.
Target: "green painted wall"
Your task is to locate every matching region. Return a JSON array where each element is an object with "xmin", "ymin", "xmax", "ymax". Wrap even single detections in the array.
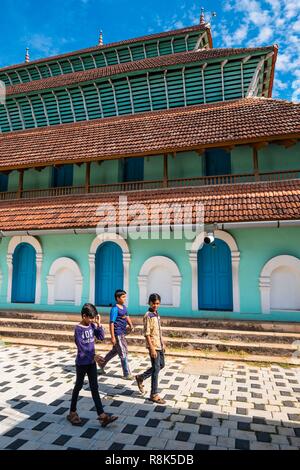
[
  {"xmin": 258, "ymin": 142, "xmax": 300, "ymax": 172},
  {"xmin": 3, "ymin": 142, "xmax": 300, "ymax": 193},
  {"xmin": 231, "ymin": 143, "xmax": 300, "ymax": 175},
  {"xmin": 0, "ymin": 226, "xmax": 300, "ymax": 321},
  {"xmin": 168, "ymin": 151, "xmax": 203, "ymax": 179},
  {"xmin": 144, "ymin": 155, "xmax": 163, "ymax": 181}
]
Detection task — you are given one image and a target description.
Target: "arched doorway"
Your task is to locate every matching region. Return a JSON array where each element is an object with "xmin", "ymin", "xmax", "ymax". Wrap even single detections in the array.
[
  {"xmin": 95, "ymin": 242, "xmax": 124, "ymax": 306},
  {"xmin": 260, "ymin": 255, "xmax": 300, "ymax": 313},
  {"xmin": 198, "ymin": 238, "xmax": 233, "ymax": 311},
  {"xmin": 271, "ymin": 266, "xmax": 300, "ymax": 311},
  {"xmin": 11, "ymin": 243, "xmax": 36, "ymax": 303}
]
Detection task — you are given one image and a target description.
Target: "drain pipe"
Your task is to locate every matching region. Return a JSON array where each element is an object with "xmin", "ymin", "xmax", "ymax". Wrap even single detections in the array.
[{"xmin": 0, "ymin": 220, "xmax": 300, "ymax": 238}]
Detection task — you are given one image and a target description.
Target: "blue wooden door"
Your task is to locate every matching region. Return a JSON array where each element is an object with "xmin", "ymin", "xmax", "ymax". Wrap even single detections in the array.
[
  {"xmin": 95, "ymin": 242, "xmax": 124, "ymax": 306},
  {"xmin": 205, "ymin": 149, "xmax": 231, "ymax": 176},
  {"xmin": 198, "ymin": 239, "xmax": 233, "ymax": 311},
  {"xmin": 0, "ymin": 173, "xmax": 8, "ymax": 192},
  {"xmin": 123, "ymin": 158, "xmax": 144, "ymax": 182},
  {"xmin": 11, "ymin": 243, "xmax": 36, "ymax": 303},
  {"xmin": 52, "ymin": 165, "xmax": 73, "ymax": 187}
]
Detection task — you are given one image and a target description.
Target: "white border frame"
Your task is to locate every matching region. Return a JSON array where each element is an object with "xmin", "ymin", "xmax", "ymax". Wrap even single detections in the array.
[
  {"xmin": 47, "ymin": 257, "xmax": 83, "ymax": 306},
  {"xmin": 89, "ymin": 234, "xmax": 131, "ymax": 305},
  {"xmin": 260, "ymin": 255, "xmax": 300, "ymax": 313},
  {"xmin": 7, "ymin": 235, "xmax": 42, "ymax": 304},
  {"xmin": 189, "ymin": 230, "xmax": 240, "ymax": 312},
  {"xmin": 138, "ymin": 256, "xmax": 182, "ymax": 307}
]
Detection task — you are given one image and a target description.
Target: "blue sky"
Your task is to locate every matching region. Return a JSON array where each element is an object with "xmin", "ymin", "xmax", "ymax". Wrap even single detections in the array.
[{"xmin": 0, "ymin": 0, "xmax": 299, "ymax": 101}]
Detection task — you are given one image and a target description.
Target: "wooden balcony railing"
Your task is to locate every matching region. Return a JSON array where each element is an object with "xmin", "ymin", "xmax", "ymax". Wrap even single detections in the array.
[{"xmin": 0, "ymin": 168, "xmax": 299, "ymax": 202}]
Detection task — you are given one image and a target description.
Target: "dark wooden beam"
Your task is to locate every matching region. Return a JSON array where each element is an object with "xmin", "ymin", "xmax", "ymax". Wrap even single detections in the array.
[
  {"xmin": 85, "ymin": 162, "xmax": 91, "ymax": 193},
  {"xmin": 17, "ymin": 169, "xmax": 24, "ymax": 198},
  {"xmin": 251, "ymin": 142, "xmax": 269, "ymax": 151},
  {"xmin": 196, "ymin": 149, "xmax": 205, "ymax": 156},
  {"xmin": 252, "ymin": 147, "xmax": 260, "ymax": 181},
  {"xmin": 35, "ymin": 166, "xmax": 46, "ymax": 172},
  {"xmin": 274, "ymin": 139, "xmax": 298, "ymax": 149},
  {"xmin": 222, "ymin": 145, "xmax": 235, "ymax": 153},
  {"xmin": 163, "ymin": 153, "xmax": 168, "ymax": 188}
]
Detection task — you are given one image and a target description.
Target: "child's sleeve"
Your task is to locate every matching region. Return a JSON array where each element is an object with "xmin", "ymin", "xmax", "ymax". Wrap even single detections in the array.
[
  {"xmin": 110, "ymin": 306, "xmax": 118, "ymax": 323},
  {"xmin": 143, "ymin": 314, "xmax": 151, "ymax": 337},
  {"xmin": 93, "ymin": 324, "xmax": 105, "ymax": 341}
]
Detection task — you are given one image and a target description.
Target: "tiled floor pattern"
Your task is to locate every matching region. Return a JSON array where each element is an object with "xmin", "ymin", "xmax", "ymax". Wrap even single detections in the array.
[{"xmin": 0, "ymin": 345, "xmax": 300, "ymax": 450}]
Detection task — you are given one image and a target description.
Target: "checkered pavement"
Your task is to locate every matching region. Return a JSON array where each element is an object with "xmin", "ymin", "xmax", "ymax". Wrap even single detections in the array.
[{"xmin": 0, "ymin": 345, "xmax": 300, "ymax": 450}]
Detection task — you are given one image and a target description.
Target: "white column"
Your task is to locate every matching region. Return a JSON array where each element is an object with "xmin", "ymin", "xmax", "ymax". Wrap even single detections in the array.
[
  {"xmin": 47, "ymin": 275, "xmax": 55, "ymax": 305},
  {"xmin": 189, "ymin": 252, "xmax": 198, "ymax": 311},
  {"xmin": 6, "ymin": 254, "xmax": 13, "ymax": 303},
  {"xmin": 75, "ymin": 276, "xmax": 83, "ymax": 306},
  {"xmin": 89, "ymin": 253, "xmax": 95, "ymax": 304},
  {"xmin": 232, "ymin": 251, "xmax": 241, "ymax": 313},
  {"xmin": 259, "ymin": 276, "xmax": 271, "ymax": 313},
  {"xmin": 138, "ymin": 275, "xmax": 148, "ymax": 306},
  {"xmin": 123, "ymin": 253, "xmax": 131, "ymax": 306},
  {"xmin": 36, "ymin": 253, "xmax": 42, "ymax": 304},
  {"xmin": 172, "ymin": 275, "xmax": 182, "ymax": 308}
]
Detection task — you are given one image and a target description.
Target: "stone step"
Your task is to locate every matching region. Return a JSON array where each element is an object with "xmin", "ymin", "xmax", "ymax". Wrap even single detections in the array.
[
  {"xmin": 1, "ymin": 336, "xmax": 300, "ymax": 366},
  {"xmin": 0, "ymin": 325, "xmax": 298, "ymax": 356},
  {"xmin": 1, "ymin": 317, "xmax": 300, "ymax": 344},
  {"xmin": 1, "ymin": 309, "xmax": 300, "ymax": 333}
]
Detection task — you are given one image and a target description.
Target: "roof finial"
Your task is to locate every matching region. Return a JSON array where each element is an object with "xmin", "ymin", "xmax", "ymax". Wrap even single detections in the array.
[
  {"xmin": 25, "ymin": 47, "xmax": 30, "ymax": 63},
  {"xmin": 98, "ymin": 31, "xmax": 103, "ymax": 46},
  {"xmin": 200, "ymin": 7, "xmax": 206, "ymax": 25}
]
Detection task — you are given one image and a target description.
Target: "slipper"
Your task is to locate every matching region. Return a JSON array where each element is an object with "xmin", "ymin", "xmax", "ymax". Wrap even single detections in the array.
[
  {"xmin": 135, "ymin": 375, "xmax": 145, "ymax": 395},
  {"xmin": 150, "ymin": 395, "xmax": 166, "ymax": 405},
  {"xmin": 98, "ymin": 414, "xmax": 118, "ymax": 428},
  {"xmin": 67, "ymin": 412, "xmax": 82, "ymax": 426}
]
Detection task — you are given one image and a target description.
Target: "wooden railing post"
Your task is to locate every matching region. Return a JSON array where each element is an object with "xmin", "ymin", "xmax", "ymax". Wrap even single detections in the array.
[
  {"xmin": 252, "ymin": 147, "xmax": 259, "ymax": 181},
  {"xmin": 163, "ymin": 153, "xmax": 168, "ymax": 188},
  {"xmin": 17, "ymin": 169, "xmax": 24, "ymax": 198},
  {"xmin": 85, "ymin": 162, "xmax": 91, "ymax": 193}
]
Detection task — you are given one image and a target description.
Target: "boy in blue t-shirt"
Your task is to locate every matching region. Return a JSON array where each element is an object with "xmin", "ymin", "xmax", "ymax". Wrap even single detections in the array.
[{"xmin": 97, "ymin": 290, "xmax": 134, "ymax": 379}]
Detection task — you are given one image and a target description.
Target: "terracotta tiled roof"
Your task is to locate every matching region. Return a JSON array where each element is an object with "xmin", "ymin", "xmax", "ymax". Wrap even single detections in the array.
[
  {"xmin": 0, "ymin": 98, "xmax": 299, "ymax": 171},
  {"xmin": 0, "ymin": 24, "xmax": 211, "ymax": 73},
  {"xmin": 0, "ymin": 180, "xmax": 299, "ymax": 232},
  {"xmin": 5, "ymin": 46, "xmax": 275, "ymax": 97}
]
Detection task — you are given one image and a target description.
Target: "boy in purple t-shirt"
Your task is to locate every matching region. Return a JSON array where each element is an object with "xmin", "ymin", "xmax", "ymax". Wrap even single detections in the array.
[{"xmin": 67, "ymin": 303, "xmax": 118, "ymax": 427}]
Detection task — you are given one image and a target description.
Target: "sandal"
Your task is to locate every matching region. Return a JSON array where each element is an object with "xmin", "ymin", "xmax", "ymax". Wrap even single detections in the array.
[
  {"xmin": 136, "ymin": 375, "xmax": 145, "ymax": 395},
  {"xmin": 98, "ymin": 414, "xmax": 118, "ymax": 428},
  {"xmin": 67, "ymin": 412, "xmax": 82, "ymax": 426},
  {"xmin": 150, "ymin": 395, "xmax": 166, "ymax": 405}
]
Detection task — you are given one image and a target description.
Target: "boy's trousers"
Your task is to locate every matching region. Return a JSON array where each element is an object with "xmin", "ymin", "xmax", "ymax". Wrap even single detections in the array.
[
  {"xmin": 102, "ymin": 334, "xmax": 131, "ymax": 376},
  {"xmin": 139, "ymin": 350, "xmax": 165, "ymax": 396}
]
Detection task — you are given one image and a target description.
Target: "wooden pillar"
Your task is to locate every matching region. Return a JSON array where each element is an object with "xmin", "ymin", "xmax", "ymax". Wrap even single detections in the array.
[
  {"xmin": 17, "ymin": 169, "xmax": 24, "ymax": 198},
  {"xmin": 252, "ymin": 147, "xmax": 259, "ymax": 181},
  {"xmin": 163, "ymin": 153, "xmax": 168, "ymax": 187},
  {"xmin": 85, "ymin": 162, "xmax": 91, "ymax": 193}
]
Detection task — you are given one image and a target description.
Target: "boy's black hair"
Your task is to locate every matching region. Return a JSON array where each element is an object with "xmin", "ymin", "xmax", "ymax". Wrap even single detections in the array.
[
  {"xmin": 148, "ymin": 293, "xmax": 161, "ymax": 304},
  {"xmin": 115, "ymin": 289, "xmax": 127, "ymax": 301},
  {"xmin": 81, "ymin": 303, "xmax": 98, "ymax": 318}
]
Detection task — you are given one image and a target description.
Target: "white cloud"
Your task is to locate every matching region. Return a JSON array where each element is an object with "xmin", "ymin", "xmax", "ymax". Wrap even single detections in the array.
[{"xmin": 256, "ymin": 26, "xmax": 273, "ymax": 43}]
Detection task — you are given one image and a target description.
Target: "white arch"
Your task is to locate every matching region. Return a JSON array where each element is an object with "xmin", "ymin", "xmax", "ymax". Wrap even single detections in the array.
[
  {"xmin": 138, "ymin": 256, "xmax": 182, "ymax": 307},
  {"xmin": 260, "ymin": 255, "xmax": 300, "ymax": 313},
  {"xmin": 189, "ymin": 230, "xmax": 240, "ymax": 312},
  {"xmin": 89, "ymin": 234, "xmax": 131, "ymax": 305},
  {"xmin": 47, "ymin": 257, "xmax": 83, "ymax": 306},
  {"xmin": 7, "ymin": 235, "xmax": 43, "ymax": 304}
]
